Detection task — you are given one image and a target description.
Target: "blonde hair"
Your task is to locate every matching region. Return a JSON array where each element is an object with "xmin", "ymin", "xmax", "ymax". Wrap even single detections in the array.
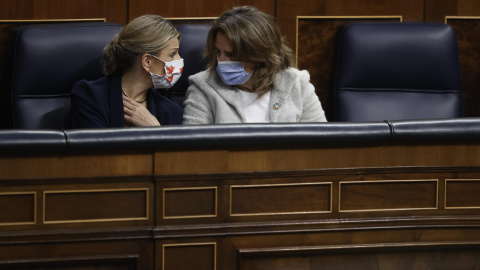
[
  {"xmin": 103, "ymin": 14, "xmax": 180, "ymax": 75},
  {"xmin": 204, "ymin": 6, "xmax": 295, "ymax": 96}
]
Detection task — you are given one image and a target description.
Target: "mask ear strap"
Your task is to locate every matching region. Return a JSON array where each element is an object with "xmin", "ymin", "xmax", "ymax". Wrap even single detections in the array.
[{"xmin": 150, "ymin": 54, "xmax": 166, "ymax": 64}]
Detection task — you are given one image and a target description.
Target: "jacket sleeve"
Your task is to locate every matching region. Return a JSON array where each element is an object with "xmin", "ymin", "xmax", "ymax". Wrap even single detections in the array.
[
  {"xmin": 182, "ymin": 79, "xmax": 215, "ymax": 125},
  {"xmin": 298, "ymin": 70, "xmax": 328, "ymax": 122},
  {"xmin": 70, "ymin": 80, "xmax": 110, "ymax": 128}
]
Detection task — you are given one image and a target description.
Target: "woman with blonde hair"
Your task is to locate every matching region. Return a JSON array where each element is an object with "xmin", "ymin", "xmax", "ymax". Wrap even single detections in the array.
[
  {"xmin": 71, "ymin": 14, "xmax": 183, "ymax": 128},
  {"xmin": 183, "ymin": 6, "xmax": 326, "ymax": 124}
]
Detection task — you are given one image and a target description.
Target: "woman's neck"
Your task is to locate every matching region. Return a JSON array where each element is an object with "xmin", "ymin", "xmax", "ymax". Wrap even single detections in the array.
[
  {"xmin": 121, "ymin": 68, "xmax": 151, "ymax": 101},
  {"xmin": 237, "ymin": 78, "xmax": 255, "ymax": 93}
]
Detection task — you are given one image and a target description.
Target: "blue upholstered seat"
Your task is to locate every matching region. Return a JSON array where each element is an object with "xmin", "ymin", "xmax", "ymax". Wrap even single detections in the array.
[
  {"xmin": 3, "ymin": 22, "xmax": 123, "ymax": 129},
  {"xmin": 330, "ymin": 23, "xmax": 463, "ymax": 122}
]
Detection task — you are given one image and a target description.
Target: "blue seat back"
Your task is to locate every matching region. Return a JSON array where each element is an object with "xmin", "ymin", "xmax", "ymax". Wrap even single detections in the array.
[
  {"xmin": 331, "ymin": 23, "xmax": 463, "ymax": 122},
  {"xmin": 4, "ymin": 22, "xmax": 123, "ymax": 129}
]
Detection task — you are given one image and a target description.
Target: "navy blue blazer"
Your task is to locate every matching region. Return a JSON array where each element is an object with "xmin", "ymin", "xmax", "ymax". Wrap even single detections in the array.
[{"xmin": 70, "ymin": 73, "xmax": 183, "ymax": 128}]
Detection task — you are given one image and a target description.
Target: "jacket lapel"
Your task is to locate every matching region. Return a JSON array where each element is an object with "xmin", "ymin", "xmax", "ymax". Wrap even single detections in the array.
[
  {"xmin": 109, "ymin": 73, "xmax": 125, "ymax": 127},
  {"xmin": 146, "ymin": 88, "xmax": 156, "ymax": 118},
  {"xmin": 269, "ymin": 71, "xmax": 293, "ymax": 122},
  {"xmin": 206, "ymin": 72, "xmax": 246, "ymax": 121}
]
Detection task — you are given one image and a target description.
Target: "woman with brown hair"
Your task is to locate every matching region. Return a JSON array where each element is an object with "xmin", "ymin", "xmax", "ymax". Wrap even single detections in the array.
[
  {"xmin": 71, "ymin": 14, "xmax": 183, "ymax": 128},
  {"xmin": 183, "ymin": 6, "xmax": 327, "ymax": 124}
]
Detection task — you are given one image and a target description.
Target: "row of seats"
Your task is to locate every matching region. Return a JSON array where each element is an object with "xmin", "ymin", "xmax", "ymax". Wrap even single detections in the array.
[
  {"xmin": 1, "ymin": 21, "xmax": 464, "ymax": 129},
  {"xmin": 1, "ymin": 118, "xmax": 479, "ymax": 154}
]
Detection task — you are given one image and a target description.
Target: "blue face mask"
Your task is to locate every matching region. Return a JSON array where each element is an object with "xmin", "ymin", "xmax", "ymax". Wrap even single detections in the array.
[{"xmin": 216, "ymin": 58, "xmax": 253, "ymax": 85}]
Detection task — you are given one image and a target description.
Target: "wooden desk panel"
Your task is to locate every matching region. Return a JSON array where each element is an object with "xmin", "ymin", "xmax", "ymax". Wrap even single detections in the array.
[
  {"xmin": 0, "ymin": 153, "xmax": 152, "ymax": 179},
  {"xmin": 1, "ymin": 143, "xmax": 480, "ymax": 269},
  {"xmin": 153, "ymin": 144, "xmax": 480, "ymax": 175}
]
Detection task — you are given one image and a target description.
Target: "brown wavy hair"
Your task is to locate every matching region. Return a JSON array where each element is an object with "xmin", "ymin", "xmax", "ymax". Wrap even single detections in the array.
[
  {"xmin": 103, "ymin": 14, "xmax": 180, "ymax": 75},
  {"xmin": 204, "ymin": 6, "xmax": 295, "ymax": 96}
]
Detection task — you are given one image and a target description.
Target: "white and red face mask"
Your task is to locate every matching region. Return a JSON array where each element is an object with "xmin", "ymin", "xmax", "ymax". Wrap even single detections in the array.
[{"xmin": 149, "ymin": 54, "xmax": 184, "ymax": 89}]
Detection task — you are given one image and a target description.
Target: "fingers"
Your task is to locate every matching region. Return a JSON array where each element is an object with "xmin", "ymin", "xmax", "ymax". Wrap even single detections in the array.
[
  {"xmin": 124, "ymin": 106, "xmax": 160, "ymax": 127},
  {"xmin": 122, "ymin": 93, "xmax": 160, "ymax": 127},
  {"xmin": 123, "ymin": 95, "xmax": 141, "ymax": 118},
  {"xmin": 123, "ymin": 95, "xmax": 136, "ymax": 110},
  {"xmin": 124, "ymin": 114, "xmax": 133, "ymax": 126},
  {"xmin": 123, "ymin": 105, "xmax": 133, "ymax": 118},
  {"xmin": 123, "ymin": 97, "xmax": 148, "ymax": 124}
]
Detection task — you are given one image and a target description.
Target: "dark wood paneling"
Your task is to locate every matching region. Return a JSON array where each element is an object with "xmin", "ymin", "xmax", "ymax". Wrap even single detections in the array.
[
  {"xmin": 240, "ymin": 244, "xmax": 480, "ymax": 270},
  {"xmin": 445, "ymin": 179, "xmax": 480, "ymax": 208},
  {"xmin": 230, "ymin": 183, "xmax": 331, "ymax": 216},
  {"xmin": 33, "ymin": 0, "xmax": 128, "ymax": 24},
  {"xmin": 0, "ymin": 0, "xmax": 127, "ymax": 24},
  {"xmin": 104, "ymin": 0, "xmax": 129, "ymax": 24},
  {"xmin": 446, "ymin": 17, "xmax": 480, "ymax": 117},
  {"xmin": 128, "ymin": 0, "xmax": 275, "ymax": 21},
  {"xmin": 425, "ymin": 0, "xmax": 458, "ymax": 22},
  {"xmin": 0, "ymin": 0, "xmax": 34, "ymax": 20},
  {"xmin": 425, "ymin": 0, "xmax": 480, "ymax": 22},
  {"xmin": 44, "ymin": 189, "xmax": 148, "ymax": 223},
  {"xmin": 231, "ymin": 227, "xmax": 480, "ymax": 253},
  {"xmin": 425, "ymin": 0, "xmax": 480, "ymax": 117},
  {"xmin": 0, "ymin": 154, "xmax": 152, "ymax": 179},
  {"xmin": 2, "ymin": 145, "xmax": 480, "ymax": 270},
  {"xmin": 33, "ymin": 0, "xmax": 106, "ymax": 19},
  {"xmin": 277, "ymin": 0, "xmax": 424, "ymax": 55},
  {"xmin": 340, "ymin": 180, "xmax": 437, "ymax": 211},
  {"xmin": 232, "ymin": 227, "xmax": 480, "ymax": 270},
  {"xmin": 426, "ymin": 0, "xmax": 480, "ymax": 117},
  {"xmin": 154, "ymin": 171, "xmax": 480, "ymax": 229},
  {"xmin": 163, "ymin": 187, "xmax": 217, "ymax": 218},
  {"xmin": 154, "ymin": 145, "xmax": 480, "ymax": 175},
  {"xmin": 228, "ymin": 145, "xmax": 480, "ymax": 173},
  {"xmin": 162, "ymin": 243, "xmax": 216, "ymax": 270},
  {"xmin": 169, "ymin": 18, "xmax": 216, "ymax": 25},
  {"xmin": 155, "ymin": 150, "xmax": 229, "ymax": 175},
  {"xmin": 0, "ymin": 193, "xmax": 35, "ymax": 224},
  {"xmin": 1, "ymin": 255, "xmax": 136, "ymax": 269},
  {"xmin": 0, "ymin": 241, "xmax": 154, "ymax": 270}
]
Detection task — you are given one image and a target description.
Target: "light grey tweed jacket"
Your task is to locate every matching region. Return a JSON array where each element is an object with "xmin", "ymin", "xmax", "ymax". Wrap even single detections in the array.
[{"xmin": 182, "ymin": 68, "xmax": 327, "ymax": 124}]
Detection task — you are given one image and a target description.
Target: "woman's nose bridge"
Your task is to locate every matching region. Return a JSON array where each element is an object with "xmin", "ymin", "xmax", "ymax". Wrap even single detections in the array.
[{"xmin": 218, "ymin": 52, "xmax": 229, "ymax": 62}]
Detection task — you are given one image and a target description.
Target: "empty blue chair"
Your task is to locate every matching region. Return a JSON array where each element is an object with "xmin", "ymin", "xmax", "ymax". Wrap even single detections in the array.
[{"xmin": 330, "ymin": 23, "xmax": 463, "ymax": 122}]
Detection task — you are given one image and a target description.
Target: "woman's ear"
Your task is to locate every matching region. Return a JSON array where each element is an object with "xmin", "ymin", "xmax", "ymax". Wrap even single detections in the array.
[{"xmin": 141, "ymin": 54, "xmax": 152, "ymax": 72}]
